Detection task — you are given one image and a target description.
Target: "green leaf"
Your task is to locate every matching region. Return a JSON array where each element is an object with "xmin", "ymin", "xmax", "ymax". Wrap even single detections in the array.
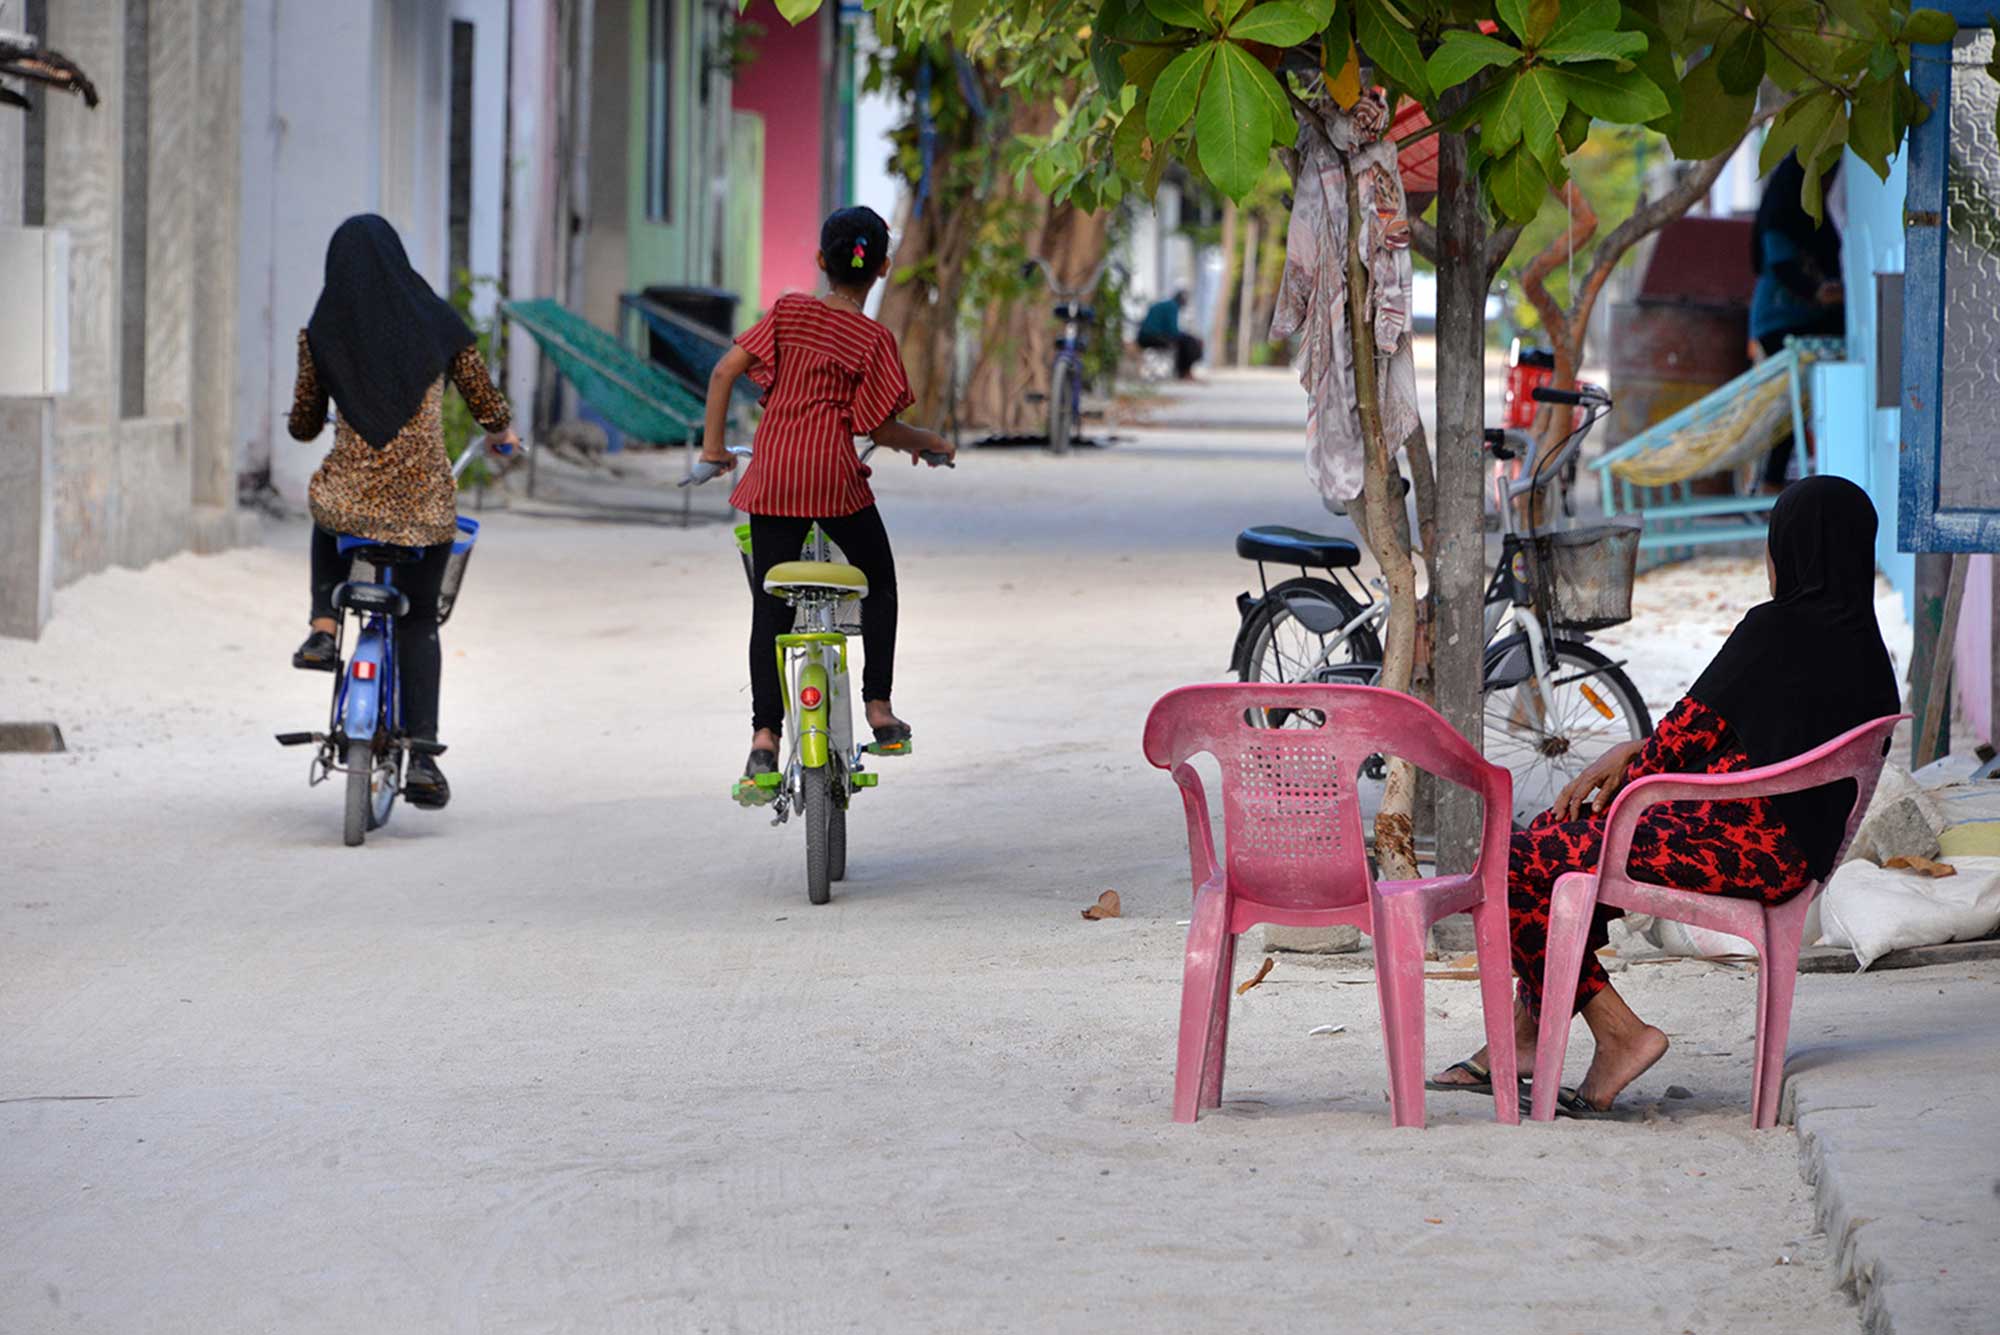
[
  {"xmin": 1232, "ymin": 38, "xmax": 1299, "ymax": 143},
  {"xmin": 1145, "ymin": 0, "xmax": 1214, "ymax": 30},
  {"xmin": 1901, "ymin": 7, "xmax": 1957, "ymax": 45},
  {"xmin": 1123, "ymin": 43, "xmax": 1179, "ymax": 89},
  {"xmin": 1113, "ymin": 106, "xmax": 1154, "ymax": 179},
  {"xmin": 1147, "ymin": 43, "xmax": 1215, "ymax": 140},
  {"xmin": 1481, "ymin": 65, "xmax": 1567, "ymax": 169},
  {"xmin": 1670, "ymin": 54, "xmax": 1754, "ymax": 158},
  {"xmin": 1356, "ymin": 0, "xmax": 1431, "ymax": 98},
  {"xmin": 1559, "ymin": 101, "xmax": 1592, "ymax": 153},
  {"xmin": 1759, "ymin": 89, "xmax": 1838, "ymax": 176},
  {"xmin": 1552, "ymin": 60, "xmax": 1667, "ymax": 122},
  {"xmin": 1295, "ymin": 0, "xmax": 1334, "ymax": 24},
  {"xmin": 1091, "ymin": 33, "xmax": 1126, "ymax": 95},
  {"xmin": 1495, "ymin": 0, "xmax": 1532, "ymax": 41},
  {"xmin": 1716, "ymin": 23, "xmax": 1766, "ymax": 94},
  {"xmin": 1230, "ymin": 0, "xmax": 1320, "ymax": 42},
  {"xmin": 774, "ymin": 0, "xmax": 824, "ymax": 21},
  {"xmin": 1824, "ymin": 0, "xmax": 1891, "ymax": 39},
  {"xmin": 1426, "ymin": 30, "xmax": 1523, "ymax": 89},
  {"xmin": 1849, "ymin": 75, "xmax": 1896, "ymax": 176},
  {"xmin": 1487, "ymin": 145, "xmax": 1549, "ymax": 222},
  {"xmin": 1219, "ymin": 0, "xmax": 1255, "ymax": 24},
  {"xmin": 1197, "ymin": 41, "xmax": 1278, "ymax": 199},
  {"xmin": 1538, "ymin": 0, "xmax": 1646, "ymax": 62},
  {"xmin": 1654, "ymin": 0, "xmax": 1694, "ymax": 46},
  {"xmin": 1623, "ymin": 10, "xmax": 1684, "ymax": 132}
]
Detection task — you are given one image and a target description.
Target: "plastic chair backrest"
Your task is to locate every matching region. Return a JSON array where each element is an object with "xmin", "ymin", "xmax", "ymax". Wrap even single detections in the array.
[
  {"xmin": 1595, "ymin": 714, "xmax": 1908, "ymax": 888},
  {"xmin": 1143, "ymin": 684, "xmax": 1509, "ymax": 910}
]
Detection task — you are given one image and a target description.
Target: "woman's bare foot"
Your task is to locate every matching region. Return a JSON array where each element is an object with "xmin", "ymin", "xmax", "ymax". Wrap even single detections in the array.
[
  {"xmin": 864, "ymin": 700, "xmax": 905, "ymax": 733},
  {"xmin": 1430, "ymin": 999, "xmax": 1537, "ymax": 1087},
  {"xmin": 751, "ymin": 727, "xmax": 780, "ymax": 754},
  {"xmin": 1575, "ymin": 983, "xmax": 1670, "ymax": 1111}
]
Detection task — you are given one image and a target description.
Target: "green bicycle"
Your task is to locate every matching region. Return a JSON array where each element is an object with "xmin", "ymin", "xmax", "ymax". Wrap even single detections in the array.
[{"xmin": 686, "ymin": 444, "xmax": 950, "ymax": 903}]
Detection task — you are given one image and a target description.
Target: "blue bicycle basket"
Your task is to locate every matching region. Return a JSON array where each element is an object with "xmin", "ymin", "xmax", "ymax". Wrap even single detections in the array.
[{"xmin": 436, "ymin": 516, "xmax": 480, "ymax": 626}]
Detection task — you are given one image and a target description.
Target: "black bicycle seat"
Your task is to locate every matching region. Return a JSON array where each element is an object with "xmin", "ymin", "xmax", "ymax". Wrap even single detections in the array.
[
  {"xmin": 1235, "ymin": 526, "xmax": 1362, "ymax": 569},
  {"xmin": 1053, "ymin": 302, "xmax": 1097, "ymax": 323}
]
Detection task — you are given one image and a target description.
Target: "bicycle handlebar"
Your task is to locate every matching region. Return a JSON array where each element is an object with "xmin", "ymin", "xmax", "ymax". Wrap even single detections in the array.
[
  {"xmin": 452, "ymin": 435, "xmax": 527, "ymax": 483},
  {"xmin": 1021, "ymin": 256, "xmax": 1119, "ymax": 300},
  {"xmin": 681, "ymin": 443, "xmax": 951, "ymax": 487},
  {"xmin": 1503, "ymin": 385, "xmax": 1611, "ymax": 503}
]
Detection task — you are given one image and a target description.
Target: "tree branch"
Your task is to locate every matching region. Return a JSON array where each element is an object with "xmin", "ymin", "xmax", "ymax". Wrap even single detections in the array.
[
  {"xmin": 1484, "ymin": 222, "xmax": 1524, "ymax": 288},
  {"xmin": 1409, "ymin": 216, "xmax": 1438, "ymax": 265}
]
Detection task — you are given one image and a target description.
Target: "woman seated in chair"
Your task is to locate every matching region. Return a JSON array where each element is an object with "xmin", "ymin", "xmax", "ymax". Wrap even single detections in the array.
[{"xmin": 1431, "ymin": 477, "xmax": 1899, "ymax": 1115}]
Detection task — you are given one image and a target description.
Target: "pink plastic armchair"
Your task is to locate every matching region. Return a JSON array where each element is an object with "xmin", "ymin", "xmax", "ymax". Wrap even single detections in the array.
[
  {"xmin": 1529, "ymin": 713, "xmax": 1907, "ymax": 1127},
  {"xmin": 1144, "ymin": 683, "xmax": 1518, "ymax": 1129}
]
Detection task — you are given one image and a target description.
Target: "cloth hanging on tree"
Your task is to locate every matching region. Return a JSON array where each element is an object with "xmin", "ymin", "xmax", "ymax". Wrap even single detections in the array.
[{"xmin": 1269, "ymin": 92, "xmax": 1421, "ymax": 510}]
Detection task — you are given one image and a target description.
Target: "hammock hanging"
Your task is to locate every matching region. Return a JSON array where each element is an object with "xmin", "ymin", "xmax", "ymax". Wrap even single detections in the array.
[
  {"xmin": 503, "ymin": 299, "xmax": 705, "ymax": 445},
  {"xmin": 1600, "ymin": 340, "xmax": 1836, "ymax": 488}
]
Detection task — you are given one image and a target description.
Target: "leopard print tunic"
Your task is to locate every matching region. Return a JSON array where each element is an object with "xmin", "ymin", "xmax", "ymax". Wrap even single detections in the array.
[{"xmin": 290, "ymin": 329, "xmax": 513, "ymax": 547}]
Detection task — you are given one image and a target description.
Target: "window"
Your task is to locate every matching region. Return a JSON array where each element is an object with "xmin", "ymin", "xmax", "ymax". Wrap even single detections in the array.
[{"xmin": 644, "ymin": 0, "xmax": 673, "ymax": 222}]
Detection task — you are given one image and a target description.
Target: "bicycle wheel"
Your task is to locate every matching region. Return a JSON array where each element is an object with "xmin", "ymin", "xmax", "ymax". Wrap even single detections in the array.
[
  {"xmin": 828, "ymin": 790, "xmax": 847, "ymax": 882},
  {"xmin": 1482, "ymin": 639, "xmax": 1651, "ymax": 826},
  {"xmin": 342, "ymin": 742, "xmax": 372, "ymax": 847},
  {"xmin": 367, "ymin": 749, "xmax": 398, "ymax": 832},
  {"xmin": 1238, "ymin": 578, "xmax": 1381, "ymax": 728},
  {"xmin": 1047, "ymin": 360, "xmax": 1076, "ymax": 455},
  {"xmin": 802, "ymin": 764, "xmax": 833, "ymax": 905}
]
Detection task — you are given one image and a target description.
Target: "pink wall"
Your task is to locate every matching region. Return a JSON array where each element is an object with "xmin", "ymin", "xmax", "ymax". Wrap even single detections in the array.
[
  {"xmin": 1954, "ymin": 555, "xmax": 1995, "ymax": 748},
  {"xmin": 733, "ymin": 3, "xmax": 827, "ymax": 314}
]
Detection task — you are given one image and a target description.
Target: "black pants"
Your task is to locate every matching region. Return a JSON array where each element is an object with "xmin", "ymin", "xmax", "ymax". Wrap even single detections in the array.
[
  {"xmin": 310, "ymin": 526, "xmax": 452, "ymax": 741},
  {"xmin": 747, "ymin": 507, "xmax": 898, "ymax": 736},
  {"xmin": 1139, "ymin": 331, "xmax": 1204, "ymax": 379}
]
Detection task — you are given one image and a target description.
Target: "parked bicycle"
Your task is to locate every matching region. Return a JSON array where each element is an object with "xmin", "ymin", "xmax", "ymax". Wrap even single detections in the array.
[
  {"xmin": 276, "ymin": 437, "xmax": 523, "ymax": 847},
  {"xmin": 1021, "ymin": 258, "xmax": 1114, "ymax": 456},
  {"xmin": 684, "ymin": 442, "xmax": 953, "ymax": 903},
  {"xmin": 1232, "ymin": 385, "xmax": 1650, "ymax": 824}
]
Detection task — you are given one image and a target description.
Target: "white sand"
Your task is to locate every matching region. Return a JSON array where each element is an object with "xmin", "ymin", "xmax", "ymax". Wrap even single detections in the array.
[{"xmin": 0, "ymin": 414, "xmax": 1863, "ymax": 1331}]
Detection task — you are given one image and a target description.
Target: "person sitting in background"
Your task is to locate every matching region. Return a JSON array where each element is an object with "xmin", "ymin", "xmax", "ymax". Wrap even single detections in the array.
[
  {"xmin": 1137, "ymin": 291, "xmax": 1203, "ymax": 380},
  {"xmin": 1750, "ymin": 153, "xmax": 1845, "ymax": 490}
]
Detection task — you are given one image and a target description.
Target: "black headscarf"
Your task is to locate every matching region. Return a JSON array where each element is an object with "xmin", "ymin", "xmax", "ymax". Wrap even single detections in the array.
[
  {"xmin": 304, "ymin": 215, "xmax": 475, "ymax": 449},
  {"xmin": 1749, "ymin": 153, "xmax": 1842, "ymax": 288},
  {"xmin": 1689, "ymin": 476, "xmax": 1901, "ymax": 879}
]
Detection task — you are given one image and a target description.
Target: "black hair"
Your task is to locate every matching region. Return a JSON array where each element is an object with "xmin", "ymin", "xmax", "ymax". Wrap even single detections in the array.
[{"xmin": 821, "ymin": 206, "xmax": 891, "ymax": 286}]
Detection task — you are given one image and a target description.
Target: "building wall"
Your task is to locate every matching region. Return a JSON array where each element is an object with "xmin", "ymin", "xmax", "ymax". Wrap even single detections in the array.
[
  {"xmin": 732, "ymin": 1, "xmax": 825, "ymax": 312},
  {"xmin": 0, "ymin": 0, "xmax": 242, "ymax": 630}
]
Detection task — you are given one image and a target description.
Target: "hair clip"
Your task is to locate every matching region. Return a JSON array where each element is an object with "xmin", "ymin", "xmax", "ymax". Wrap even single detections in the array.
[{"xmin": 851, "ymin": 241, "xmax": 868, "ymax": 269}]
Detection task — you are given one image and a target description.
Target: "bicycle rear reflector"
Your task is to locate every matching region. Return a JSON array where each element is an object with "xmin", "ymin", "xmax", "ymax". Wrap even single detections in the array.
[
  {"xmin": 800, "ymin": 686, "xmax": 822, "ymax": 709},
  {"xmin": 354, "ymin": 661, "xmax": 377, "ymax": 681}
]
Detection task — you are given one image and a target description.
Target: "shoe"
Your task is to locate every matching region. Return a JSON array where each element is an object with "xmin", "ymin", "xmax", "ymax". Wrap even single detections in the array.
[
  {"xmin": 293, "ymin": 630, "xmax": 338, "ymax": 672},
  {"xmin": 734, "ymin": 747, "xmax": 779, "ymax": 806},
  {"xmin": 867, "ymin": 720, "xmax": 913, "ymax": 755},
  {"xmin": 405, "ymin": 753, "xmax": 451, "ymax": 809}
]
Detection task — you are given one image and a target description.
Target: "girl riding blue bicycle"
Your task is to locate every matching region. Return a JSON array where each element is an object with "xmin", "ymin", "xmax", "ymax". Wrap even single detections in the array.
[{"xmin": 699, "ymin": 206, "xmax": 955, "ymax": 790}]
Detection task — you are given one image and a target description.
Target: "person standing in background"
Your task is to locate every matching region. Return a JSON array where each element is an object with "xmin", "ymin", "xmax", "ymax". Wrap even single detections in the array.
[{"xmin": 1749, "ymin": 153, "xmax": 1845, "ymax": 490}]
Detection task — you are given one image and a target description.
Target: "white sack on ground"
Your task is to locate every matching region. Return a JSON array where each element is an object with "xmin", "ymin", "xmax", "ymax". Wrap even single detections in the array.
[{"xmin": 1818, "ymin": 855, "xmax": 2000, "ymax": 969}]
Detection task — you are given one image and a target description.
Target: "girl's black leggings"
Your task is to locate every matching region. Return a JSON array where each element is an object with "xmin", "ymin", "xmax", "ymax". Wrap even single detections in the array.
[
  {"xmin": 747, "ymin": 507, "xmax": 898, "ymax": 736},
  {"xmin": 310, "ymin": 526, "xmax": 452, "ymax": 741}
]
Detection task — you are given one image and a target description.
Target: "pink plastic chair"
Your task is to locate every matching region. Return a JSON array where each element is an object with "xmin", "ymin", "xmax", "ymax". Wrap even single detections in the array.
[
  {"xmin": 1529, "ymin": 713, "xmax": 1907, "ymax": 1127},
  {"xmin": 1144, "ymin": 683, "xmax": 1519, "ymax": 1128}
]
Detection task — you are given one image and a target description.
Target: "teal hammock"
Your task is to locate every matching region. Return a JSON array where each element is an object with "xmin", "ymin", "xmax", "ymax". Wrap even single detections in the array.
[
  {"xmin": 620, "ymin": 294, "xmax": 761, "ymax": 417},
  {"xmin": 502, "ymin": 298, "xmax": 705, "ymax": 445}
]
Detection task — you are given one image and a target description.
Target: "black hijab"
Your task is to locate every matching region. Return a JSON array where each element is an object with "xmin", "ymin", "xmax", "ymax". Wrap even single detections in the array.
[
  {"xmin": 1749, "ymin": 153, "xmax": 1842, "ymax": 285},
  {"xmin": 1690, "ymin": 476, "xmax": 1901, "ymax": 880},
  {"xmin": 304, "ymin": 215, "xmax": 475, "ymax": 449}
]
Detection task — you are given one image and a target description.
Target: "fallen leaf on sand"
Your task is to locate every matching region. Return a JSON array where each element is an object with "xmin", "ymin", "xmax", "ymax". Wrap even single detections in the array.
[
  {"xmin": 1236, "ymin": 958, "xmax": 1274, "ymax": 995},
  {"xmin": 1081, "ymin": 890, "xmax": 1121, "ymax": 920},
  {"xmin": 1885, "ymin": 855, "xmax": 1958, "ymax": 878},
  {"xmin": 1447, "ymin": 953, "xmax": 1477, "ymax": 970},
  {"xmin": 1424, "ymin": 1217, "xmax": 1444, "ymax": 1225},
  {"xmin": 1424, "ymin": 969, "xmax": 1480, "ymax": 981}
]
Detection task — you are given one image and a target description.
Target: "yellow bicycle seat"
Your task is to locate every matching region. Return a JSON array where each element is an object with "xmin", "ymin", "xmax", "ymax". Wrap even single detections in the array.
[{"xmin": 763, "ymin": 560, "xmax": 868, "ymax": 598}]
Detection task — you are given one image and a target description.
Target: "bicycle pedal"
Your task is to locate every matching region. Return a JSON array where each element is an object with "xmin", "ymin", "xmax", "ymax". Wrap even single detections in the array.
[
  {"xmin": 733, "ymin": 772, "xmax": 783, "ymax": 806},
  {"xmin": 851, "ymin": 772, "xmax": 879, "ymax": 788},
  {"xmin": 864, "ymin": 739, "xmax": 913, "ymax": 756}
]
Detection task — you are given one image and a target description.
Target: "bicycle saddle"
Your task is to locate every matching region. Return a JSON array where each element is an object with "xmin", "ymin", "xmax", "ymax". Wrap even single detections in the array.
[
  {"xmin": 1235, "ymin": 526, "xmax": 1362, "ymax": 570},
  {"xmin": 335, "ymin": 534, "xmax": 425, "ymax": 566},
  {"xmin": 763, "ymin": 560, "xmax": 868, "ymax": 598}
]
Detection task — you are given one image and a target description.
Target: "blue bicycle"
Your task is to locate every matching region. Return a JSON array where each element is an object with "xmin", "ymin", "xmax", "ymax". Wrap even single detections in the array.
[
  {"xmin": 1022, "ymin": 258, "xmax": 1113, "ymax": 455},
  {"xmin": 276, "ymin": 438, "xmax": 521, "ymax": 846}
]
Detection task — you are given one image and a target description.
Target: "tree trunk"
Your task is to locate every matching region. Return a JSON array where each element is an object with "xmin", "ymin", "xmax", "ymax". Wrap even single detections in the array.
[
  {"xmin": 1339, "ymin": 146, "xmax": 1421, "ymax": 879},
  {"xmin": 1431, "ymin": 125, "xmax": 1490, "ymax": 877},
  {"xmin": 876, "ymin": 192, "xmax": 980, "ymax": 429},
  {"xmin": 1212, "ymin": 202, "xmax": 1237, "ymax": 362},
  {"xmin": 958, "ymin": 201, "xmax": 1108, "ymax": 431},
  {"xmin": 1234, "ymin": 214, "xmax": 1261, "ymax": 367}
]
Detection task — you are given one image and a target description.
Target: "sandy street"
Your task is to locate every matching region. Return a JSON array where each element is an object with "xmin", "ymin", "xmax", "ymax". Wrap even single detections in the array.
[{"xmin": 0, "ymin": 377, "xmax": 1880, "ymax": 1332}]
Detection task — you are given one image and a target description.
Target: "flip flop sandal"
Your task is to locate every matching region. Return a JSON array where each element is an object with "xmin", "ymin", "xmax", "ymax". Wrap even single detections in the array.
[
  {"xmin": 733, "ymin": 747, "xmax": 780, "ymax": 806},
  {"xmin": 867, "ymin": 722, "xmax": 914, "ymax": 756},
  {"xmin": 1529, "ymin": 1085, "xmax": 1619, "ymax": 1120},
  {"xmin": 1425, "ymin": 1059, "xmax": 1531, "ymax": 1098}
]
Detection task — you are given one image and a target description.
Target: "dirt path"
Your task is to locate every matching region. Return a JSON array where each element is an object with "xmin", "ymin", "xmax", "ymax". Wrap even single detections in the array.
[{"xmin": 0, "ymin": 382, "xmax": 1860, "ymax": 1331}]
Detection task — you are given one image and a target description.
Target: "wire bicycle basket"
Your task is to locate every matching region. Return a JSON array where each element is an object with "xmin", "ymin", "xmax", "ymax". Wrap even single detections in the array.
[
  {"xmin": 1524, "ymin": 520, "xmax": 1641, "ymax": 632},
  {"xmin": 434, "ymin": 516, "xmax": 480, "ymax": 626}
]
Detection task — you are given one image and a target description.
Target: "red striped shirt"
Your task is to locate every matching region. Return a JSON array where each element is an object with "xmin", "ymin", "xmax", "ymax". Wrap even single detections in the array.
[{"xmin": 728, "ymin": 294, "xmax": 916, "ymax": 517}]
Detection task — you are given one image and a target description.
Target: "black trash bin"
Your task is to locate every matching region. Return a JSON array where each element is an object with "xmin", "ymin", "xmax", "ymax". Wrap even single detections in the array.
[{"xmin": 639, "ymin": 285, "xmax": 740, "ymax": 388}]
